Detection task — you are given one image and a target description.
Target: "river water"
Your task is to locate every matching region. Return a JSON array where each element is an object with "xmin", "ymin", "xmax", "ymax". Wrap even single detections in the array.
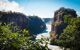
[
  {"xmin": 36, "ymin": 23, "xmax": 63, "ymax": 50},
  {"xmin": 36, "ymin": 24, "xmax": 51, "ymax": 39}
]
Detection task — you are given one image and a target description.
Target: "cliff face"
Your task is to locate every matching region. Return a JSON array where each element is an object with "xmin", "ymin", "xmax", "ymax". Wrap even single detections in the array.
[
  {"xmin": 53, "ymin": 7, "xmax": 77, "ymax": 22},
  {"xmin": 0, "ymin": 11, "xmax": 46, "ymax": 35},
  {"xmin": 50, "ymin": 7, "xmax": 77, "ymax": 39}
]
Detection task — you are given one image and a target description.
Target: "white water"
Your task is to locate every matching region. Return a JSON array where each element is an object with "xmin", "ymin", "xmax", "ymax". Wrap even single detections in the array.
[
  {"xmin": 36, "ymin": 24, "xmax": 63, "ymax": 50},
  {"xmin": 36, "ymin": 24, "xmax": 51, "ymax": 39}
]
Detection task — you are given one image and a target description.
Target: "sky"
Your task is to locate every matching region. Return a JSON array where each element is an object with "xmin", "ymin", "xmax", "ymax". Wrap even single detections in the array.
[{"xmin": 0, "ymin": 0, "xmax": 80, "ymax": 18}]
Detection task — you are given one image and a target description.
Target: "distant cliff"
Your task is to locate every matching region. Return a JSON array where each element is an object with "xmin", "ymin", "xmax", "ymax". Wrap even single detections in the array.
[
  {"xmin": 42, "ymin": 18, "xmax": 53, "ymax": 24},
  {"xmin": 0, "ymin": 11, "xmax": 46, "ymax": 35},
  {"xmin": 50, "ymin": 7, "xmax": 77, "ymax": 39}
]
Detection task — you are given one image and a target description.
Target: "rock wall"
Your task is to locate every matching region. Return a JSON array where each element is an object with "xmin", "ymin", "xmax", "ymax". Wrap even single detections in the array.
[{"xmin": 50, "ymin": 7, "xmax": 77, "ymax": 39}]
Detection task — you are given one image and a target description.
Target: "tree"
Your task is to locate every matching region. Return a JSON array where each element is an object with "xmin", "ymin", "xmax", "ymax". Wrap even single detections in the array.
[
  {"xmin": 55, "ymin": 17, "xmax": 80, "ymax": 50},
  {"xmin": 0, "ymin": 11, "xmax": 46, "ymax": 35},
  {"xmin": 0, "ymin": 23, "xmax": 49, "ymax": 50}
]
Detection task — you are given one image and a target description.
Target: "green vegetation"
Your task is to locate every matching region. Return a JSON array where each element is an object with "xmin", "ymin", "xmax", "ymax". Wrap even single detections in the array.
[
  {"xmin": 0, "ymin": 23, "xmax": 49, "ymax": 50},
  {"xmin": 51, "ymin": 16, "xmax": 80, "ymax": 50},
  {"xmin": 0, "ymin": 11, "xmax": 46, "ymax": 35}
]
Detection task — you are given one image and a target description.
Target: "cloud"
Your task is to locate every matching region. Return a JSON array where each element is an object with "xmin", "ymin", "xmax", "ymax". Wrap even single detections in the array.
[{"xmin": 0, "ymin": 0, "xmax": 24, "ymax": 13}]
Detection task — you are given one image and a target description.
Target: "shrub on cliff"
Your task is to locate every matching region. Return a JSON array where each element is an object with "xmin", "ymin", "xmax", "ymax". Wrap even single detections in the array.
[
  {"xmin": 51, "ymin": 7, "xmax": 77, "ymax": 40},
  {"xmin": 51, "ymin": 17, "xmax": 80, "ymax": 50}
]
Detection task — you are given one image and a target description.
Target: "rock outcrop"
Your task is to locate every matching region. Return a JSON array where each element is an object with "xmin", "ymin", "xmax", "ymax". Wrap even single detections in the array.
[
  {"xmin": 0, "ymin": 11, "xmax": 46, "ymax": 35},
  {"xmin": 50, "ymin": 7, "xmax": 77, "ymax": 39}
]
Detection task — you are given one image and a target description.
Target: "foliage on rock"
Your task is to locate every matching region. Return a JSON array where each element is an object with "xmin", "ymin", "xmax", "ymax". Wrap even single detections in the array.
[{"xmin": 51, "ymin": 16, "xmax": 80, "ymax": 50}]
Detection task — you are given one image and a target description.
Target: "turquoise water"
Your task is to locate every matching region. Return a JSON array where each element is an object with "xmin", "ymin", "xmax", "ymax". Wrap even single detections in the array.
[{"xmin": 36, "ymin": 23, "xmax": 51, "ymax": 39}]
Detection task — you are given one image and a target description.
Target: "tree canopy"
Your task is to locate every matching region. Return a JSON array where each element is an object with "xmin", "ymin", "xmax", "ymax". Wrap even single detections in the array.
[{"xmin": 0, "ymin": 23, "xmax": 49, "ymax": 50}]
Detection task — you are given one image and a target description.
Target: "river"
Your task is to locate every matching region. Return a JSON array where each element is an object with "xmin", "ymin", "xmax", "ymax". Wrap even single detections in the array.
[{"xmin": 36, "ymin": 23, "xmax": 63, "ymax": 50}]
